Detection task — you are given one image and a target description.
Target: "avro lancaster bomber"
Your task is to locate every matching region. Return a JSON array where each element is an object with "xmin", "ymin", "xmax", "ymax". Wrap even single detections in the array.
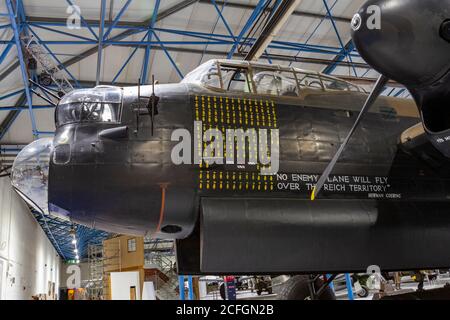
[{"xmin": 9, "ymin": 0, "xmax": 450, "ymax": 299}]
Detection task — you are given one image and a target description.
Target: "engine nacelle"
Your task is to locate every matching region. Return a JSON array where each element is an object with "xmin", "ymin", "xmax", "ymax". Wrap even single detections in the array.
[{"xmin": 351, "ymin": 0, "xmax": 450, "ymax": 156}]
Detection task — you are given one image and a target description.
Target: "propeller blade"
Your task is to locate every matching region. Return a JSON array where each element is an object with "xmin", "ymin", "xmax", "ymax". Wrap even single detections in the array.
[{"xmin": 311, "ymin": 74, "xmax": 389, "ymax": 201}]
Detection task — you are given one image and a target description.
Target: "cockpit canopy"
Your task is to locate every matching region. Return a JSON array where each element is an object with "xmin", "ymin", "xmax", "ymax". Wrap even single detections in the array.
[
  {"xmin": 56, "ymin": 86, "xmax": 122, "ymax": 127},
  {"xmin": 181, "ymin": 59, "xmax": 363, "ymax": 96},
  {"xmin": 11, "ymin": 138, "xmax": 53, "ymax": 216}
]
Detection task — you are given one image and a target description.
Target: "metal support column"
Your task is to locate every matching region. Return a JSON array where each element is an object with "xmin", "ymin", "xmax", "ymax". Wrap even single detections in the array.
[
  {"xmin": 96, "ymin": 0, "xmax": 106, "ymax": 86},
  {"xmin": 245, "ymin": 0, "xmax": 302, "ymax": 61},
  {"xmin": 227, "ymin": 0, "xmax": 268, "ymax": 59},
  {"xmin": 142, "ymin": 0, "xmax": 161, "ymax": 84},
  {"xmin": 322, "ymin": 0, "xmax": 357, "ymax": 76},
  {"xmin": 6, "ymin": 0, "xmax": 38, "ymax": 138},
  {"xmin": 210, "ymin": 0, "xmax": 236, "ymax": 42},
  {"xmin": 345, "ymin": 273, "xmax": 354, "ymax": 300},
  {"xmin": 188, "ymin": 276, "xmax": 194, "ymax": 300},
  {"xmin": 151, "ymin": 31, "xmax": 184, "ymax": 79},
  {"xmin": 327, "ymin": 274, "xmax": 335, "ymax": 292},
  {"xmin": 179, "ymin": 275, "xmax": 185, "ymax": 300}
]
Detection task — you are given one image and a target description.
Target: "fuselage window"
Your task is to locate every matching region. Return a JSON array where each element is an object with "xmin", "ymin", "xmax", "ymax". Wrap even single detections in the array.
[
  {"xmin": 181, "ymin": 60, "xmax": 220, "ymax": 88},
  {"xmin": 253, "ymin": 71, "xmax": 279, "ymax": 95},
  {"xmin": 275, "ymin": 71, "xmax": 299, "ymax": 97},
  {"xmin": 57, "ymin": 101, "xmax": 120, "ymax": 126},
  {"xmin": 221, "ymin": 67, "xmax": 252, "ymax": 93},
  {"xmin": 297, "ymin": 73, "xmax": 324, "ymax": 90},
  {"xmin": 81, "ymin": 102, "xmax": 117, "ymax": 122},
  {"xmin": 321, "ymin": 77, "xmax": 350, "ymax": 91},
  {"xmin": 201, "ymin": 66, "xmax": 221, "ymax": 89},
  {"xmin": 56, "ymin": 86, "xmax": 122, "ymax": 127},
  {"xmin": 348, "ymin": 83, "xmax": 361, "ymax": 92},
  {"xmin": 252, "ymin": 69, "xmax": 299, "ymax": 97}
]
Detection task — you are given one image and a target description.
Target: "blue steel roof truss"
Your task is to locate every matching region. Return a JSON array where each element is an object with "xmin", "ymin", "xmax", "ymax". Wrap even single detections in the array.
[{"xmin": 30, "ymin": 208, "xmax": 111, "ymax": 261}]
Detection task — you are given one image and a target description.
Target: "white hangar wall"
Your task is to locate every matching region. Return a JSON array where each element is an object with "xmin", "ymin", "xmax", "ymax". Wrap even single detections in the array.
[{"xmin": 0, "ymin": 176, "xmax": 60, "ymax": 300}]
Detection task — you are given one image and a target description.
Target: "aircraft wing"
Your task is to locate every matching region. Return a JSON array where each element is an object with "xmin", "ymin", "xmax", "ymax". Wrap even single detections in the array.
[{"xmin": 400, "ymin": 123, "xmax": 450, "ymax": 170}]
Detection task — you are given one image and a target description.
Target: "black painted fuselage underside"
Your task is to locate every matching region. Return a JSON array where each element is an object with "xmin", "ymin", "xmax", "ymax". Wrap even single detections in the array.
[{"xmin": 47, "ymin": 83, "xmax": 450, "ymax": 274}]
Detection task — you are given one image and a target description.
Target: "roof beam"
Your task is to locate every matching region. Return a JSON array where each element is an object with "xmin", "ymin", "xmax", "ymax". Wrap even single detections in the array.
[
  {"xmin": 141, "ymin": 0, "xmax": 161, "ymax": 84},
  {"xmin": 107, "ymin": 43, "xmax": 369, "ymax": 67},
  {"xmin": 0, "ymin": 0, "xmax": 199, "ymax": 139},
  {"xmin": 322, "ymin": 39, "xmax": 354, "ymax": 74},
  {"xmin": 6, "ymin": 0, "xmax": 38, "ymax": 138},
  {"xmin": 2, "ymin": 0, "xmax": 199, "ymax": 83},
  {"xmin": 321, "ymin": 0, "xmax": 357, "ymax": 76},
  {"xmin": 96, "ymin": 0, "xmax": 106, "ymax": 85},
  {"xmin": 25, "ymin": 0, "xmax": 352, "ymax": 27},
  {"xmin": 199, "ymin": 0, "xmax": 352, "ymax": 23},
  {"xmin": 0, "ymin": 61, "xmax": 19, "ymax": 82},
  {"xmin": 103, "ymin": 0, "xmax": 132, "ymax": 39},
  {"xmin": 53, "ymin": 0, "xmax": 199, "ymax": 70},
  {"xmin": 245, "ymin": 0, "xmax": 303, "ymax": 61},
  {"xmin": 228, "ymin": 0, "xmax": 268, "ymax": 59},
  {"xmin": 0, "ymin": 94, "xmax": 24, "ymax": 140}
]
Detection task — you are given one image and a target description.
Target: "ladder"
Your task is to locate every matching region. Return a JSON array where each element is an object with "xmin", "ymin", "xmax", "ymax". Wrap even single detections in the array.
[
  {"xmin": 144, "ymin": 239, "xmax": 179, "ymax": 299},
  {"xmin": 22, "ymin": 35, "xmax": 73, "ymax": 94},
  {"xmin": 155, "ymin": 269, "xmax": 180, "ymax": 300}
]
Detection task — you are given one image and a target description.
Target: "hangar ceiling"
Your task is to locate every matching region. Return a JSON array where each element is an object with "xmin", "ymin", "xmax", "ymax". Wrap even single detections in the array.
[{"xmin": 0, "ymin": 0, "xmax": 410, "ymax": 154}]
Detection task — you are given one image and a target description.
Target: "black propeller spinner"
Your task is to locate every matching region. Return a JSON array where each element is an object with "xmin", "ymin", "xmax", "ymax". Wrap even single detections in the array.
[{"xmin": 312, "ymin": 0, "xmax": 450, "ymax": 200}]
